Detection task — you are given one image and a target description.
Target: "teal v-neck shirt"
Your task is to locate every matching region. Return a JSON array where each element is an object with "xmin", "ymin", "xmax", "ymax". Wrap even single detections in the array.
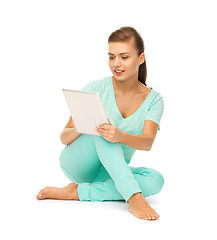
[{"xmin": 81, "ymin": 76, "xmax": 164, "ymax": 163}]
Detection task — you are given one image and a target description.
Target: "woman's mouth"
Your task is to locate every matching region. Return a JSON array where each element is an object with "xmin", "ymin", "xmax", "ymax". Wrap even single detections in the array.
[{"xmin": 114, "ymin": 70, "xmax": 125, "ymax": 76}]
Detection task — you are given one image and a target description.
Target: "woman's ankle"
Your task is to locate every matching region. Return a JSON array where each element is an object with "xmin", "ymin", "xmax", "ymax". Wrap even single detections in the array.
[{"xmin": 128, "ymin": 192, "xmax": 143, "ymax": 204}]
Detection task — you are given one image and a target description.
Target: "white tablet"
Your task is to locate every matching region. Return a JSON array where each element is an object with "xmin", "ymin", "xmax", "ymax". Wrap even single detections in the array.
[{"xmin": 62, "ymin": 89, "xmax": 108, "ymax": 136}]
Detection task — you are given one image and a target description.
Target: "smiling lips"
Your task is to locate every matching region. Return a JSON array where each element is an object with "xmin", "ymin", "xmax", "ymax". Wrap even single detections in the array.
[{"xmin": 114, "ymin": 69, "xmax": 124, "ymax": 75}]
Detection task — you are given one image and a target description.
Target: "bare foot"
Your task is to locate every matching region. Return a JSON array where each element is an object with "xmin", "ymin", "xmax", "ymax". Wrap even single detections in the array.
[
  {"xmin": 36, "ymin": 183, "xmax": 79, "ymax": 200},
  {"xmin": 128, "ymin": 193, "xmax": 159, "ymax": 220}
]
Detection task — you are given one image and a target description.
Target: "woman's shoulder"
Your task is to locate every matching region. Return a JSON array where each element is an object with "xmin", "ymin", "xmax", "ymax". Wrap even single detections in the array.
[
  {"xmin": 147, "ymin": 85, "xmax": 163, "ymax": 99},
  {"xmin": 148, "ymin": 87, "xmax": 164, "ymax": 110},
  {"xmin": 140, "ymin": 84, "xmax": 164, "ymax": 111}
]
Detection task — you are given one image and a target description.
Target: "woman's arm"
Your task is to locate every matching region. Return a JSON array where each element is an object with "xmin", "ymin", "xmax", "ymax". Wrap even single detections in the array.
[
  {"xmin": 60, "ymin": 116, "xmax": 81, "ymax": 145},
  {"xmin": 120, "ymin": 132, "xmax": 153, "ymax": 151},
  {"xmin": 120, "ymin": 120, "xmax": 159, "ymax": 151},
  {"xmin": 96, "ymin": 119, "xmax": 158, "ymax": 151}
]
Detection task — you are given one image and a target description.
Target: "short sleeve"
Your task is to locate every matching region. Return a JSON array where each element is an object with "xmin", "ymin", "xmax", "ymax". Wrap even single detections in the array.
[
  {"xmin": 81, "ymin": 80, "xmax": 101, "ymax": 93},
  {"xmin": 145, "ymin": 94, "xmax": 164, "ymax": 130}
]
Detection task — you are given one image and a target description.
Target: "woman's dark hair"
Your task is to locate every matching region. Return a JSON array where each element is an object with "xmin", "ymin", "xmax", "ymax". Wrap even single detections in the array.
[{"xmin": 108, "ymin": 26, "xmax": 147, "ymax": 86}]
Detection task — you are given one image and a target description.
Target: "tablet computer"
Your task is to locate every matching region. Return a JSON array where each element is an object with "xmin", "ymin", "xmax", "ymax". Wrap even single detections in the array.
[{"xmin": 62, "ymin": 89, "xmax": 108, "ymax": 136}]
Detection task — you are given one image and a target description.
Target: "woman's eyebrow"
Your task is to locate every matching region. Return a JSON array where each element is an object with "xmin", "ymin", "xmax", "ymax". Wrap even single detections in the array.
[{"xmin": 108, "ymin": 52, "xmax": 130, "ymax": 55}]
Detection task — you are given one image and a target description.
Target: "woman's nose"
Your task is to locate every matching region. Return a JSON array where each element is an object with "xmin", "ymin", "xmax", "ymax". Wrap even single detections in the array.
[{"xmin": 114, "ymin": 57, "xmax": 121, "ymax": 67}]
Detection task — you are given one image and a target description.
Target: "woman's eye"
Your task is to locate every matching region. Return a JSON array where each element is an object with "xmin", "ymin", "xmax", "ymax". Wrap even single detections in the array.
[{"xmin": 109, "ymin": 56, "xmax": 128, "ymax": 60}]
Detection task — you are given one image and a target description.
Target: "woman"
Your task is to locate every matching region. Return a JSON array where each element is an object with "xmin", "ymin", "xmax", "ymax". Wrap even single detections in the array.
[{"xmin": 36, "ymin": 26, "xmax": 164, "ymax": 221}]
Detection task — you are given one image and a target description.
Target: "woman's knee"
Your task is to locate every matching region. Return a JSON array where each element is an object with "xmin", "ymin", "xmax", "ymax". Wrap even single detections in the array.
[
  {"xmin": 59, "ymin": 134, "xmax": 96, "ymax": 167},
  {"xmin": 151, "ymin": 169, "xmax": 164, "ymax": 194},
  {"xmin": 134, "ymin": 167, "xmax": 164, "ymax": 196},
  {"xmin": 59, "ymin": 134, "xmax": 101, "ymax": 183}
]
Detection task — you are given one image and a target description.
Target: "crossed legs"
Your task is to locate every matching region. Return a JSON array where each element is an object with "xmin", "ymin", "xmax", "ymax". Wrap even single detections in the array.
[{"xmin": 36, "ymin": 134, "xmax": 164, "ymax": 220}]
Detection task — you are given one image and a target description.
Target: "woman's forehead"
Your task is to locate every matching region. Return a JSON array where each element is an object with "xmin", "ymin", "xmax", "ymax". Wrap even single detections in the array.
[{"xmin": 108, "ymin": 40, "xmax": 137, "ymax": 54}]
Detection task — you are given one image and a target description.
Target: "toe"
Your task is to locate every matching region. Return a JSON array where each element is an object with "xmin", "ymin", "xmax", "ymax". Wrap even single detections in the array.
[
  {"xmin": 151, "ymin": 212, "xmax": 158, "ymax": 220},
  {"xmin": 37, "ymin": 193, "xmax": 42, "ymax": 200},
  {"xmin": 36, "ymin": 189, "xmax": 44, "ymax": 200}
]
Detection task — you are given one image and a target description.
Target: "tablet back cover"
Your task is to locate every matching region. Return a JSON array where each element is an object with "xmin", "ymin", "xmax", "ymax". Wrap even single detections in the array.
[{"xmin": 62, "ymin": 89, "xmax": 108, "ymax": 136}]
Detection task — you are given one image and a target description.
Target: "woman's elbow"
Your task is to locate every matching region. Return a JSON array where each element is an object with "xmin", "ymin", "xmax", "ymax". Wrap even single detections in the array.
[
  {"xmin": 144, "ymin": 146, "xmax": 152, "ymax": 151},
  {"xmin": 145, "ymin": 137, "xmax": 155, "ymax": 151},
  {"xmin": 60, "ymin": 133, "xmax": 68, "ymax": 145}
]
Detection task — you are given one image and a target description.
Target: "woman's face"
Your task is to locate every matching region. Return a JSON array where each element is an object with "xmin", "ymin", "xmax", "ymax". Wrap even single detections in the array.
[{"xmin": 108, "ymin": 38, "xmax": 145, "ymax": 82}]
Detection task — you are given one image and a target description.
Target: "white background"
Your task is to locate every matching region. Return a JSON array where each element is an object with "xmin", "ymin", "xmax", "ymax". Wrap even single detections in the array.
[{"xmin": 1, "ymin": 0, "xmax": 216, "ymax": 239}]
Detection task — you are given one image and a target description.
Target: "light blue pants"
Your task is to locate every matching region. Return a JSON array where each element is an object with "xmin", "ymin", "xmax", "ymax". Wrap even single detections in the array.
[{"xmin": 59, "ymin": 134, "xmax": 164, "ymax": 203}]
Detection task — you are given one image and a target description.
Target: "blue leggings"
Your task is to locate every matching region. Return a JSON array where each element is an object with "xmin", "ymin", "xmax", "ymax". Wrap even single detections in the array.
[{"xmin": 59, "ymin": 134, "xmax": 164, "ymax": 203}]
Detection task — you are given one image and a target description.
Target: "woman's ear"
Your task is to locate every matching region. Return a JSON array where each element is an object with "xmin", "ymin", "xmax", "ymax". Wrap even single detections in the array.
[{"xmin": 139, "ymin": 53, "xmax": 145, "ymax": 65}]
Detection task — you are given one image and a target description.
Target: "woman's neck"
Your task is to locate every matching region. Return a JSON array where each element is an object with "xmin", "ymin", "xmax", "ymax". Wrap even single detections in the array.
[{"xmin": 112, "ymin": 76, "xmax": 140, "ymax": 95}]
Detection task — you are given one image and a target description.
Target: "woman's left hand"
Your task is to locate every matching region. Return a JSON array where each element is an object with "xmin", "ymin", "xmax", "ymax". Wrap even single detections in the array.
[{"xmin": 96, "ymin": 118, "xmax": 123, "ymax": 143}]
